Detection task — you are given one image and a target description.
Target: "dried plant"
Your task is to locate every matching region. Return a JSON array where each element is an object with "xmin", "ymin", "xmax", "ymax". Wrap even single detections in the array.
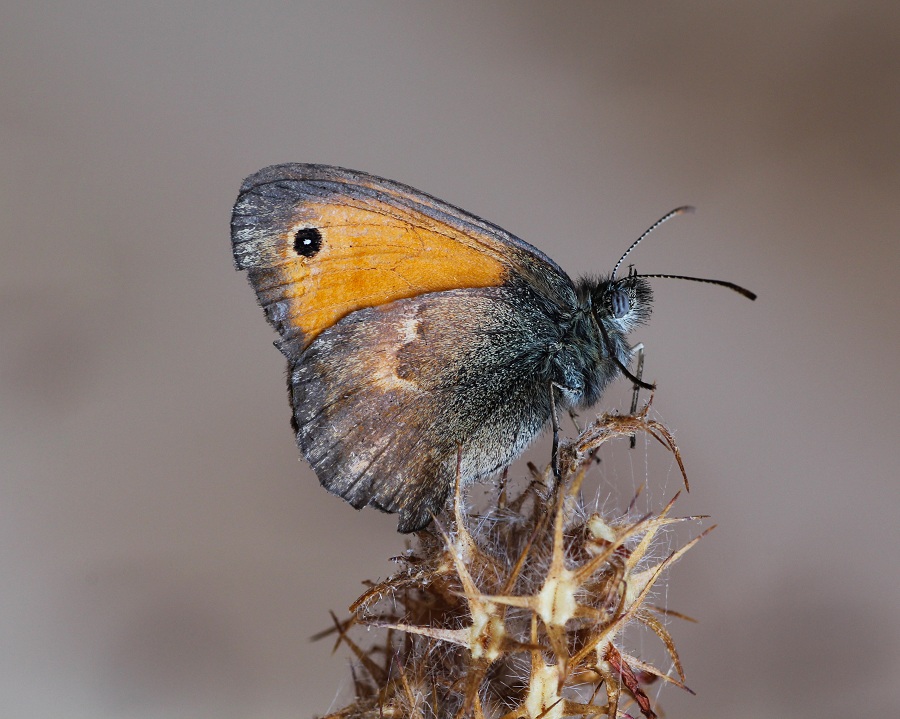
[{"xmin": 315, "ymin": 404, "xmax": 710, "ymax": 718}]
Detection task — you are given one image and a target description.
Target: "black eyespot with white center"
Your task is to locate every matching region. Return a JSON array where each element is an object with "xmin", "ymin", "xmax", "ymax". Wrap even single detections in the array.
[{"xmin": 293, "ymin": 227, "xmax": 322, "ymax": 257}]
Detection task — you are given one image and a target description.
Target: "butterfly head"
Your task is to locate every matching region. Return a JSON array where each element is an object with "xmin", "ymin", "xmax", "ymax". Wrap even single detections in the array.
[
  {"xmin": 593, "ymin": 269, "xmax": 653, "ymax": 332},
  {"xmin": 574, "ymin": 207, "xmax": 756, "ymax": 397}
]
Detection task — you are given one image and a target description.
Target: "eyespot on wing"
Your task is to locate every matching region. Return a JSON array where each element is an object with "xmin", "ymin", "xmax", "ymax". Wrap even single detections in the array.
[{"xmin": 230, "ymin": 164, "xmax": 554, "ymax": 351}]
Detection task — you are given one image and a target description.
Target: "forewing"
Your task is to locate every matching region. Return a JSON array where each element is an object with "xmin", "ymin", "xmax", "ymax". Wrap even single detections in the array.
[{"xmin": 231, "ymin": 163, "xmax": 573, "ymax": 355}]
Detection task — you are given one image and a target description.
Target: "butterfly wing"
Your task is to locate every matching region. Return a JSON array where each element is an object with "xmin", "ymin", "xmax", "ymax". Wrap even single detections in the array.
[
  {"xmin": 232, "ymin": 164, "xmax": 573, "ymax": 356},
  {"xmin": 292, "ymin": 286, "xmax": 560, "ymax": 532},
  {"xmin": 231, "ymin": 164, "xmax": 577, "ymax": 531}
]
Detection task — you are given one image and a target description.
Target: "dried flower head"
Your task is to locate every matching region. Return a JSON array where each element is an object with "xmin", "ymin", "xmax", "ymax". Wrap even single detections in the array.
[{"xmin": 317, "ymin": 405, "xmax": 709, "ymax": 718}]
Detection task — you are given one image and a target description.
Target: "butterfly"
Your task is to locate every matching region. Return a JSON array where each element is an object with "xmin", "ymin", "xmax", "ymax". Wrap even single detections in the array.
[{"xmin": 231, "ymin": 164, "xmax": 754, "ymax": 532}]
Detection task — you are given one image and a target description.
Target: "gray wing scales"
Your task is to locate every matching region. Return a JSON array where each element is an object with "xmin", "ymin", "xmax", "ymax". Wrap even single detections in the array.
[{"xmin": 289, "ymin": 286, "xmax": 554, "ymax": 532}]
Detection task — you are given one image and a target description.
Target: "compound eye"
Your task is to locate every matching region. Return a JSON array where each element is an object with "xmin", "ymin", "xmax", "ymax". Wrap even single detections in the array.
[{"xmin": 610, "ymin": 287, "xmax": 631, "ymax": 319}]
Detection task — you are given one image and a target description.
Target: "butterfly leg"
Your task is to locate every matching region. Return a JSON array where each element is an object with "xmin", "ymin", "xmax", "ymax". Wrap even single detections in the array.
[
  {"xmin": 496, "ymin": 467, "xmax": 509, "ymax": 510},
  {"xmin": 549, "ymin": 380, "xmax": 561, "ymax": 482},
  {"xmin": 567, "ymin": 409, "xmax": 582, "ymax": 433},
  {"xmin": 629, "ymin": 343, "xmax": 645, "ymax": 449}
]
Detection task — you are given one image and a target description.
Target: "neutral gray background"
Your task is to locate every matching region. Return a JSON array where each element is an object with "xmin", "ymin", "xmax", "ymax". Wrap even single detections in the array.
[{"xmin": 2, "ymin": 2, "xmax": 897, "ymax": 717}]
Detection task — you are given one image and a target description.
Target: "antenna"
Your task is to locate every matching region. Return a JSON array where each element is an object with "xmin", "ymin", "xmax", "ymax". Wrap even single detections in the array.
[
  {"xmin": 639, "ymin": 273, "xmax": 757, "ymax": 300},
  {"xmin": 612, "ymin": 205, "xmax": 694, "ymax": 278}
]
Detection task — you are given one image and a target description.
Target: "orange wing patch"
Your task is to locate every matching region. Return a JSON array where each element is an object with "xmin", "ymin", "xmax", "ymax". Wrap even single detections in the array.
[{"xmin": 239, "ymin": 197, "xmax": 509, "ymax": 351}]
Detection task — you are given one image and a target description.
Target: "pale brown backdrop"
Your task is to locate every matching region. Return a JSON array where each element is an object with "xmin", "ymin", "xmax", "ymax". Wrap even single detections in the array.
[{"xmin": 1, "ymin": 2, "xmax": 898, "ymax": 717}]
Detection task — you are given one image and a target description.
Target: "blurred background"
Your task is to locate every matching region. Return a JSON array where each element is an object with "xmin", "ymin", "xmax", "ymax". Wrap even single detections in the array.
[{"xmin": 1, "ymin": 2, "xmax": 897, "ymax": 717}]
